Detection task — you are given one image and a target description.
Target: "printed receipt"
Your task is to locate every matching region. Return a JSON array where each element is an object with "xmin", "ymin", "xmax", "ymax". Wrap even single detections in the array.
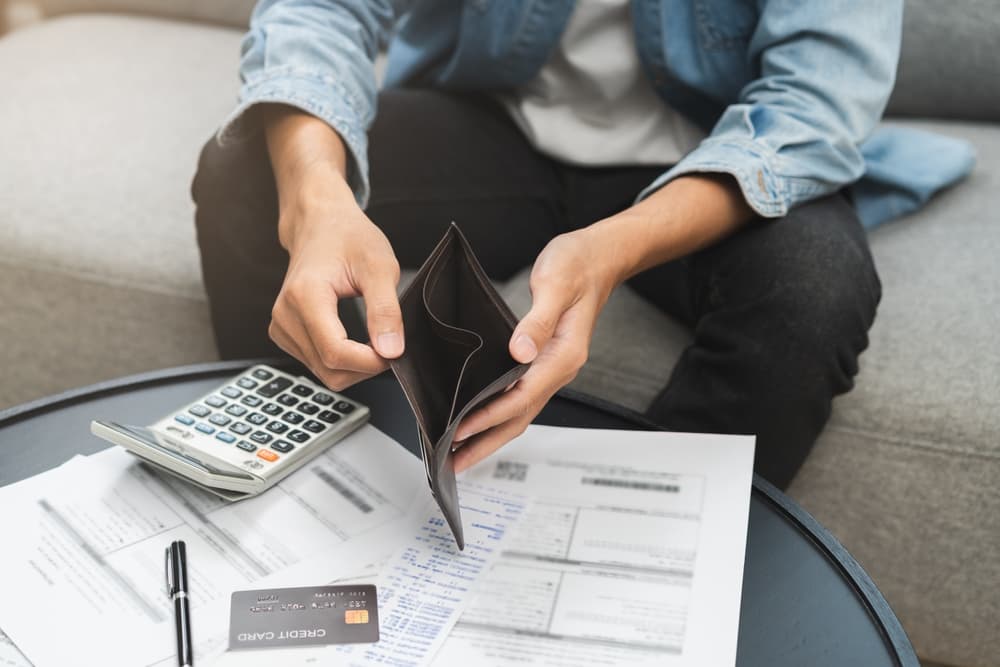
[
  {"xmin": 208, "ymin": 483, "xmax": 527, "ymax": 667},
  {"xmin": 348, "ymin": 485, "xmax": 525, "ymax": 666}
]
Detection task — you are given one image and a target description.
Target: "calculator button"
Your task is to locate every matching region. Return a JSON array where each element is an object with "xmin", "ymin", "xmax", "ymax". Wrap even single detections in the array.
[
  {"xmin": 287, "ymin": 430, "xmax": 310, "ymax": 443},
  {"xmin": 216, "ymin": 432, "xmax": 236, "ymax": 444},
  {"xmin": 230, "ymin": 422, "xmax": 252, "ymax": 436},
  {"xmin": 195, "ymin": 423, "xmax": 216, "ymax": 435},
  {"xmin": 257, "ymin": 377, "xmax": 293, "ymax": 398},
  {"xmin": 266, "ymin": 421, "xmax": 289, "ymax": 434},
  {"xmin": 297, "ymin": 402, "xmax": 319, "ymax": 415},
  {"xmin": 302, "ymin": 419, "xmax": 326, "ymax": 434},
  {"xmin": 271, "ymin": 440, "xmax": 295, "ymax": 454},
  {"xmin": 252, "ymin": 368, "xmax": 274, "ymax": 381},
  {"xmin": 257, "ymin": 449, "xmax": 279, "ymax": 462},
  {"xmin": 250, "ymin": 431, "xmax": 273, "ymax": 445},
  {"xmin": 174, "ymin": 414, "xmax": 195, "ymax": 426},
  {"xmin": 334, "ymin": 401, "xmax": 356, "ymax": 414},
  {"xmin": 225, "ymin": 404, "xmax": 248, "ymax": 417},
  {"xmin": 205, "ymin": 395, "xmax": 227, "ymax": 408},
  {"xmin": 236, "ymin": 440, "xmax": 256, "ymax": 453},
  {"xmin": 317, "ymin": 410, "xmax": 341, "ymax": 424},
  {"xmin": 246, "ymin": 413, "xmax": 268, "ymax": 426},
  {"xmin": 312, "ymin": 392, "xmax": 334, "ymax": 406},
  {"xmin": 241, "ymin": 395, "xmax": 263, "ymax": 407},
  {"xmin": 209, "ymin": 413, "xmax": 232, "ymax": 427},
  {"xmin": 237, "ymin": 377, "xmax": 258, "ymax": 390},
  {"xmin": 291, "ymin": 384, "xmax": 314, "ymax": 398},
  {"xmin": 276, "ymin": 394, "xmax": 299, "ymax": 407},
  {"xmin": 262, "ymin": 403, "xmax": 284, "ymax": 416},
  {"xmin": 189, "ymin": 404, "xmax": 211, "ymax": 417},
  {"xmin": 221, "ymin": 386, "xmax": 242, "ymax": 399},
  {"xmin": 282, "ymin": 411, "xmax": 305, "ymax": 425}
]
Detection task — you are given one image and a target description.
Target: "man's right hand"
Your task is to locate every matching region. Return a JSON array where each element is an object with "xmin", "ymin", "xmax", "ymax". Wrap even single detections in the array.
[{"xmin": 264, "ymin": 107, "xmax": 404, "ymax": 391}]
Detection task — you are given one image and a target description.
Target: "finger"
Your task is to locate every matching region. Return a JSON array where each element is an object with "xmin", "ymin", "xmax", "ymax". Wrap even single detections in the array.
[
  {"xmin": 357, "ymin": 263, "xmax": 404, "ymax": 359},
  {"xmin": 270, "ymin": 319, "xmax": 376, "ymax": 391},
  {"xmin": 453, "ymin": 415, "xmax": 535, "ymax": 473},
  {"xmin": 288, "ymin": 280, "xmax": 388, "ymax": 374},
  {"xmin": 454, "ymin": 381, "xmax": 534, "ymax": 442},
  {"xmin": 268, "ymin": 317, "xmax": 308, "ymax": 365},
  {"xmin": 314, "ymin": 368, "xmax": 376, "ymax": 392},
  {"xmin": 510, "ymin": 285, "xmax": 575, "ymax": 364}
]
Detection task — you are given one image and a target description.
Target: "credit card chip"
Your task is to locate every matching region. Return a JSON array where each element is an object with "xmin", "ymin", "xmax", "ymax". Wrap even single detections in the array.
[{"xmin": 345, "ymin": 609, "xmax": 369, "ymax": 624}]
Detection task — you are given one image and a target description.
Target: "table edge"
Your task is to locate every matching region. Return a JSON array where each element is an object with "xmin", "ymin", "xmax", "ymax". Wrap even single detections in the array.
[{"xmin": 0, "ymin": 361, "xmax": 918, "ymax": 665}]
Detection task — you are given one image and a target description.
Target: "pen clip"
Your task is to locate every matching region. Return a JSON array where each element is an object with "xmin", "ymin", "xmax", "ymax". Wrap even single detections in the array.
[{"xmin": 164, "ymin": 545, "xmax": 176, "ymax": 597}]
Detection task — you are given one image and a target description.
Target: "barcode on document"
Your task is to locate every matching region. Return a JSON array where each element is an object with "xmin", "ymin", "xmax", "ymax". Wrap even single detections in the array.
[
  {"xmin": 493, "ymin": 460, "xmax": 529, "ymax": 482},
  {"xmin": 312, "ymin": 468, "xmax": 374, "ymax": 513},
  {"xmin": 581, "ymin": 478, "xmax": 679, "ymax": 493}
]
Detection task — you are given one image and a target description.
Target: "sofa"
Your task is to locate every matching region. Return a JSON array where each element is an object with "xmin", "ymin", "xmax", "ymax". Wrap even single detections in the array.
[{"xmin": 1, "ymin": 2, "xmax": 997, "ymax": 666}]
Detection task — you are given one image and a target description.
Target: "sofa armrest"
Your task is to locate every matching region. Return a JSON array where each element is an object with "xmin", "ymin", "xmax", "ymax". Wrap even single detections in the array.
[{"xmin": 33, "ymin": 0, "xmax": 253, "ymax": 29}]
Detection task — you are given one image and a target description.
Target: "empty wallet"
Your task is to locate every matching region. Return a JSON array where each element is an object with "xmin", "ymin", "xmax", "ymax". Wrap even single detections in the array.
[{"xmin": 389, "ymin": 223, "xmax": 529, "ymax": 550}]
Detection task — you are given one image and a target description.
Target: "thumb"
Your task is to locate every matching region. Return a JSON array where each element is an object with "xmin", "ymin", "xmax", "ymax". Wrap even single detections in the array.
[
  {"xmin": 360, "ymin": 272, "xmax": 405, "ymax": 359},
  {"xmin": 511, "ymin": 290, "xmax": 569, "ymax": 364}
]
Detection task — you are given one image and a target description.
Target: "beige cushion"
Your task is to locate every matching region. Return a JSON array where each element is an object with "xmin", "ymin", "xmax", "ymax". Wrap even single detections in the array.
[
  {"xmin": 33, "ymin": 0, "xmax": 253, "ymax": 28},
  {"xmin": 0, "ymin": 14, "xmax": 243, "ymax": 300}
]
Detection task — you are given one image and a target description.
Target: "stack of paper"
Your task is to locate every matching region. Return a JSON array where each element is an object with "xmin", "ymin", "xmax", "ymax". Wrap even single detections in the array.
[{"xmin": 0, "ymin": 423, "xmax": 753, "ymax": 667}]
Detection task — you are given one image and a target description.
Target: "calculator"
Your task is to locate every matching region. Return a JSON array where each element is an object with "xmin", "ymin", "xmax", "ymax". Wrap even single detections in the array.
[{"xmin": 90, "ymin": 365, "xmax": 370, "ymax": 500}]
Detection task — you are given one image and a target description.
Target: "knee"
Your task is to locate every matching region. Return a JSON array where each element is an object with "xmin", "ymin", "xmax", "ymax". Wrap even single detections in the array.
[
  {"xmin": 191, "ymin": 135, "xmax": 227, "ymax": 209},
  {"xmin": 190, "ymin": 133, "xmax": 277, "ymax": 253},
  {"xmin": 708, "ymin": 196, "xmax": 882, "ymax": 389},
  {"xmin": 769, "ymin": 221, "xmax": 881, "ymax": 388}
]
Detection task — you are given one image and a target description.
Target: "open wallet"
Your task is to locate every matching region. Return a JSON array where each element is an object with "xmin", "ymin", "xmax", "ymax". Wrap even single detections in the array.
[{"xmin": 389, "ymin": 223, "xmax": 529, "ymax": 550}]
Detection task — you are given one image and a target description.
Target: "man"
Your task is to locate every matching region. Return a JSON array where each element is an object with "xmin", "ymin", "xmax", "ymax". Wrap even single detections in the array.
[{"xmin": 193, "ymin": 0, "xmax": 901, "ymax": 489}]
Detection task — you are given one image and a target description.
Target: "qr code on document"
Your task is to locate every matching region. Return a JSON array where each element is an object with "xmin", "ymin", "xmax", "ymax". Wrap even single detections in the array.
[{"xmin": 493, "ymin": 460, "xmax": 529, "ymax": 482}]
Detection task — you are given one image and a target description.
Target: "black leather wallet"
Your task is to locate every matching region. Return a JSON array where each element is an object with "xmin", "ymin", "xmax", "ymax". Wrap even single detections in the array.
[{"xmin": 389, "ymin": 223, "xmax": 529, "ymax": 550}]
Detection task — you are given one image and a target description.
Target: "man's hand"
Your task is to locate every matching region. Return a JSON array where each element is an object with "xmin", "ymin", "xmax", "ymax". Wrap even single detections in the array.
[
  {"xmin": 452, "ymin": 173, "xmax": 755, "ymax": 473},
  {"xmin": 265, "ymin": 107, "xmax": 404, "ymax": 390},
  {"xmin": 452, "ymin": 227, "xmax": 623, "ymax": 472}
]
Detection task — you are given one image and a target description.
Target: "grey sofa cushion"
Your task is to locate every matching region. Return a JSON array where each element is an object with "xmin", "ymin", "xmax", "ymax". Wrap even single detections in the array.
[
  {"xmin": 0, "ymin": 14, "xmax": 243, "ymax": 300},
  {"xmin": 33, "ymin": 0, "xmax": 254, "ymax": 28},
  {"xmin": 887, "ymin": 0, "xmax": 1000, "ymax": 122},
  {"xmin": 0, "ymin": 263, "xmax": 217, "ymax": 408},
  {"xmin": 0, "ymin": 14, "xmax": 236, "ymax": 405}
]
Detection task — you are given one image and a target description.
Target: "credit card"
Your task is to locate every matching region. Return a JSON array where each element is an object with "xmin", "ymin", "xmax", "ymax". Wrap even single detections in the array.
[{"xmin": 229, "ymin": 584, "xmax": 379, "ymax": 650}]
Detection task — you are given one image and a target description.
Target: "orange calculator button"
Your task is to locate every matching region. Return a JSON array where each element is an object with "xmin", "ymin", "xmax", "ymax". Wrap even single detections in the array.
[{"xmin": 257, "ymin": 449, "xmax": 279, "ymax": 462}]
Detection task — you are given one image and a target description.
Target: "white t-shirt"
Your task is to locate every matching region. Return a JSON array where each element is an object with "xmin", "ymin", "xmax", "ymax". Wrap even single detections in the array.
[{"xmin": 499, "ymin": 0, "xmax": 705, "ymax": 166}]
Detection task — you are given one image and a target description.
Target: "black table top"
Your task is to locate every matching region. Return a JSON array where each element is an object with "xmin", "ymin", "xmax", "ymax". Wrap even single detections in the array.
[{"xmin": 0, "ymin": 359, "xmax": 917, "ymax": 666}]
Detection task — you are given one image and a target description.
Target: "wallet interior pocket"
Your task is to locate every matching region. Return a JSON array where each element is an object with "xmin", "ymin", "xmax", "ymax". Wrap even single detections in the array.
[{"xmin": 422, "ymin": 235, "xmax": 522, "ymax": 429}]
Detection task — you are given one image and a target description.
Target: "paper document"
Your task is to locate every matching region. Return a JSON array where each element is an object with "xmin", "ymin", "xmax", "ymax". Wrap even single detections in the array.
[
  {"xmin": 0, "ymin": 631, "xmax": 29, "ymax": 667},
  {"xmin": 209, "ymin": 482, "xmax": 527, "ymax": 667},
  {"xmin": 0, "ymin": 425, "xmax": 424, "ymax": 667},
  {"xmin": 433, "ymin": 425, "xmax": 754, "ymax": 667}
]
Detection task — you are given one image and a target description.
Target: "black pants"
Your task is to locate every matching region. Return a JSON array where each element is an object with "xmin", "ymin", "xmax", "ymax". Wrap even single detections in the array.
[{"xmin": 192, "ymin": 89, "xmax": 881, "ymax": 489}]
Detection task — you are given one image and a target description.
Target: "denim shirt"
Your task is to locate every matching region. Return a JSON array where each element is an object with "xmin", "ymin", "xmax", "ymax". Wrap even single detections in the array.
[{"xmin": 224, "ymin": 0, "xmax": 975, "ymax": 228}]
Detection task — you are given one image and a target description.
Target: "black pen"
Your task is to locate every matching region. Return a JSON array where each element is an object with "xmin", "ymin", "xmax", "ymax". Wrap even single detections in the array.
[{"xmin": 165, "ymin": 540, "xmax": 194, "ymax": 666}]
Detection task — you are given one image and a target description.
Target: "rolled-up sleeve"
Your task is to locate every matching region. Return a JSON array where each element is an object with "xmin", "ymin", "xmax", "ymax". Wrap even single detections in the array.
[
  {"xmin": 637, "ymin": 0, "xmax": 903, "ymax": 218},
  {"xmin": 219, "ymin": 0, "xmax": 402, "ymax": 207}
]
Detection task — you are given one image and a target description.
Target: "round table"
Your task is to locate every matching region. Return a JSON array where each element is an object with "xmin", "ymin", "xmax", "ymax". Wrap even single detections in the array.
[{"xmin": 0, "ymin": 360, "xmax": 917, "ymax": 666}]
